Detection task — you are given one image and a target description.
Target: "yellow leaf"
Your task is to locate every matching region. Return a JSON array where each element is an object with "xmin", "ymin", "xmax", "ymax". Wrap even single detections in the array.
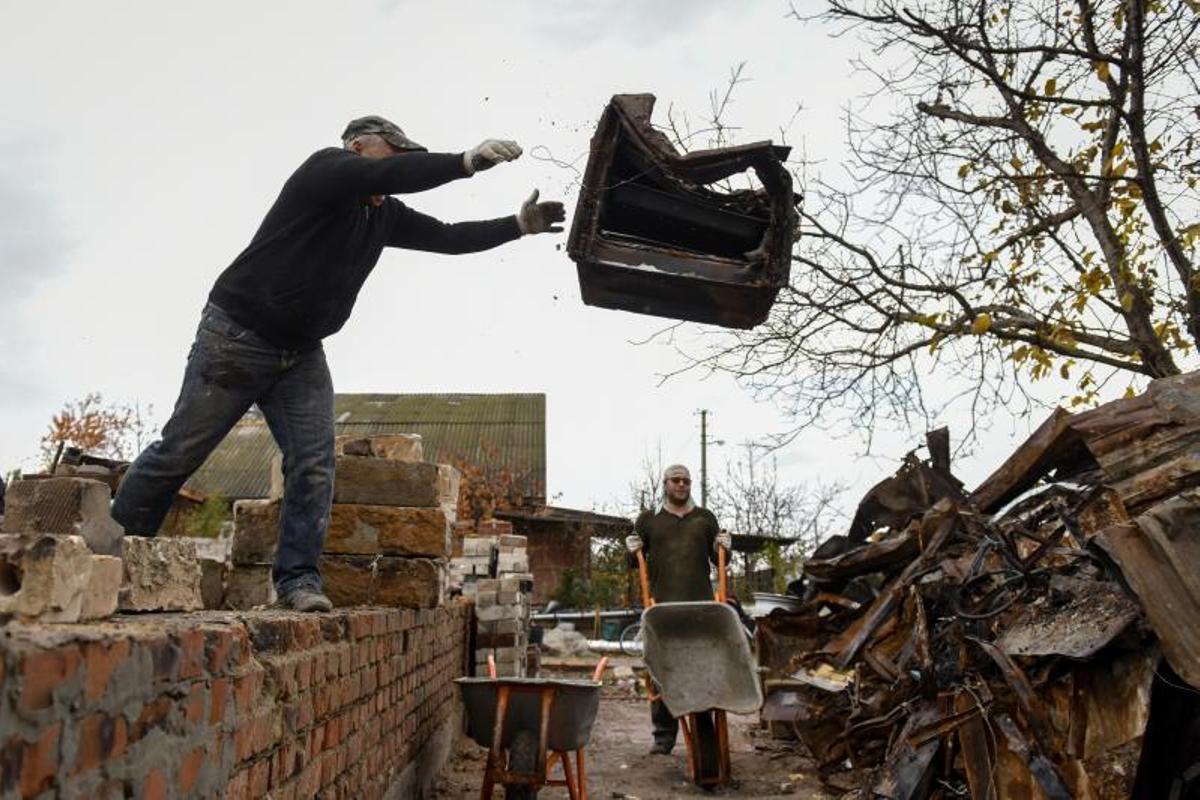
[
  {"xmin": 1120, "ymin": 291, "xmax": 1135, "ymax": 311},
  {"xmin": 1095, "ymin": 61, "xmax": 1112, "ymax": 82},
  {"xmin": 1044, "ymin": 77, "xmax": 1057, "ymax": 96},
  {"xmin": 971, "ymin": 313, "xmax": 993, "ymax": 334},
  {"xmin": 1124, "ymin": 385, "xmax": 1137, "ymax": 399},
  {"xmin": 957, "ymin": 163, "xmax": 971, "ymax": 179},
  {"xmin": 1060, "ymin": 363, "xmax": 1071, "ymax": 380},
  {"xmin": 1010, "ymin": 155, "xmax": 1023, "ymax": 170}
]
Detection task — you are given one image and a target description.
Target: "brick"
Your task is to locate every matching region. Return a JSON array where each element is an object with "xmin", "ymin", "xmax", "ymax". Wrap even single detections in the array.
[
  {"xmin": 0, "ymin": 534, "xmax": 104, "ymax": 622},
  {"xmin": 332, "ymin": 458, "xmax": 439, "ymax": 507},
  {"xmin": 210, "ymin": 677, "xmax": 230, "ymax": 725},
  {"xmin": 73, "ymin": 712, "xmax": 126, "ymax": 775},
  {"xmin": 119, "ymin": 536, "xmax": 202, "ymax": 611},
  {"xmin": 1, "ymin": 477, "xmax": 123, "ymax": 555},
  {"xmin": 179, "ymin": 746, "xmax": 206, "ymax": 794},
  {"xmin": 82, "ymin": 640, "xmax": 131, "ymax": 703},
  {"xmin": 177, "ymin": 629, "xmax": 205, "ymax": 679},
  {"xmin": 143, "ymin": 767, "xmax": 168, "ymax": 800},
  {"xmin": 231, "ymin": 499, "xmax": 281, "ymax": 564},
  {"xmin": 20, "ymin": 645, "xmax": 81, "ymax": 711},
  {"xmin": 325, "ymin": 505, "xmax": 451, "ymax": 557},
  {"xmin": 225, "ymin": 565, "xmax": 275, "ymax": 609},
  {"xmin": 16, "ymin": 723, "xmax": 61, "ymax": 798}
]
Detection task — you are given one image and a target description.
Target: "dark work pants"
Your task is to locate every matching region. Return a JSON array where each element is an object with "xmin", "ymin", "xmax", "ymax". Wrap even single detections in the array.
[
  {"xmin": 651, "ymin": 697, "xmax": 678, "ymax": 750},
  {"xmin": 111, "ymin": 303, "xmax": 334, "ymax": 596}
]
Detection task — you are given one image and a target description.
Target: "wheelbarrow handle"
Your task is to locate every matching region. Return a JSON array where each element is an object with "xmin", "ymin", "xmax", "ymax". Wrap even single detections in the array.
[
  {"xmin": 716, "ymin": 544, "xmax": 728, "ymax": 604},
  {"xmin": 636, "ymin": 548, "xmax": 654, "ymax": 607}
]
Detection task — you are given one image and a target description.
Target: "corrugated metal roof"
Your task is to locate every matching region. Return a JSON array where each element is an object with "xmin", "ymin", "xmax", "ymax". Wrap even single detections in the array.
[{"xmin": 186, "ymin": 393, "xmax": 545, "ymax": 500}]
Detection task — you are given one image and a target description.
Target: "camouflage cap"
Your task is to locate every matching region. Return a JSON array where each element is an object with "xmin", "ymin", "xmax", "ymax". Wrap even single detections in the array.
[{"xmin": 340, "ymin": 115, "xmax": 426, "ymax": 152}]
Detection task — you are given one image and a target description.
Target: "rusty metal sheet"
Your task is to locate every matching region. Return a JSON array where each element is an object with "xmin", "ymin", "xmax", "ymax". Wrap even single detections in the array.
[
  {"xmin": 848, "ymin": 450, "xmax": 965, "ymax": 543},
  {"xmin": 971, "ymin": 371, "xmax": 1200, "ymax": 514},
  {"xmin": 802, "ymin": 527, "xmax": 920, "ymax": 582},
  {"xmin": 566, "ymin": 93, "xmax": 796, "ymax": 329},
  {"xmin": 871, "ymin": 701, "xmax": 941, "ymax": 800},
  {"xmin": 996, "ymin": 576, "xmax": 1140, "ymax": 660},
  {"xmin": 1091, "ymin": 491, "xmax": 1200, "ymax": 688}
]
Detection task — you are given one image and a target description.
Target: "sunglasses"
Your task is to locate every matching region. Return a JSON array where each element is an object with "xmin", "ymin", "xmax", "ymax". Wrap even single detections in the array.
[{"xmin": 667, "ymin": 477, "xmax": 692, "ymax": 484}]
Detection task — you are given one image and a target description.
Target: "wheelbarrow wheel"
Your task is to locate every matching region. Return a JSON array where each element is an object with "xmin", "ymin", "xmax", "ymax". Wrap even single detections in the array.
[
  {"xmin": 504, "ymin": 729, "xmax": 539, "ymax": 799},
  {"xmin": 693, "ymin": 711, "xmax": 721, "ymax": 786}
]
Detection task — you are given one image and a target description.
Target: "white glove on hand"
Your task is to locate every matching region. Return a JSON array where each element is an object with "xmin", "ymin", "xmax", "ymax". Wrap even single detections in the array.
[
  {"xmin": 625, "ymin": 535, "xmax": 642, "ymax": 554},
  {"xmin": 464, "ymin": 139, "xmax": 522, "ymax": 174},
  {"xmin": 716, "ymin": 531, "xmax": 732, "ymax": 551},
  {"xmin": 517, "ymin": 189, "xmax": 566, "ymax": 234}
]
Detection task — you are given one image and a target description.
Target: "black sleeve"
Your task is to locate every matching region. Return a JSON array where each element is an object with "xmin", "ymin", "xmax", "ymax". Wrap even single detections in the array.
[
  {"xmin": 292, "ymin": 148, "xmax": 470, "ymax": 203},
  {"xmin": 385, "ymin": 202, "xmax": 521, "ymax": 254}
]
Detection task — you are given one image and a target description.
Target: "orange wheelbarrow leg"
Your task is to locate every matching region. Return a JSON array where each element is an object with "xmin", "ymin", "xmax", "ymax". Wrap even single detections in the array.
[{"xmin": 576, "ymin": 748, "xmax": 588, "ymax": 800}]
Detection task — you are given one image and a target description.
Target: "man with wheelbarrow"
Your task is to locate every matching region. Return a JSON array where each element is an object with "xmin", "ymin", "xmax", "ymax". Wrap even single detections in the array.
[{"xmin": 626, "ymin": 464, "xmax": 732, "ymax": 755}]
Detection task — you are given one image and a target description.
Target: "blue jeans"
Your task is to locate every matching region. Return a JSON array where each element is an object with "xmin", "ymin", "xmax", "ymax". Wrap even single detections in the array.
[{"xmin": 112, "ymin": 303, "xmax": 334, "ymax": 596}]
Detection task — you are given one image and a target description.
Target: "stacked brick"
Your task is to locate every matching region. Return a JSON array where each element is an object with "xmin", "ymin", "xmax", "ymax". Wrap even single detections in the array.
[
  {"xmin": 0, "ymin": 477, "xmax": 203, "ymax": 622},
  {"xmin": 450, "ymin": 520, "xmax": 535, "ymax": 677},
  {"xmin": 0, "ymin": 604, "xmax": 470, "ymax": 799},
  {"xmin": 228, "ymin": 435, "xmax": 460, "ymax": 610}
]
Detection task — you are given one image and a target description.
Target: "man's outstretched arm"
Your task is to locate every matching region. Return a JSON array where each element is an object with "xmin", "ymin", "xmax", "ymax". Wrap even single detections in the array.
[{"xmin": 386, "ymin": 193, "xmax": 566, "ymax": 254}]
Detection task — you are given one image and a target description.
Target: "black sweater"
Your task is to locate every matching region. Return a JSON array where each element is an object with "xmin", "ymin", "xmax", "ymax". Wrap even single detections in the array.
[{"xmin": 209, "ymin": 147, "xmax": 522, "ymax": 350}]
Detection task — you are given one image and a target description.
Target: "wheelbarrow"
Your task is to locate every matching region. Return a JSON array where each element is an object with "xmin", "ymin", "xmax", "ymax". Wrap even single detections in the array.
[
  {"xmin": 456, "ymin": 656, "xmax": 607, "ymax": 799},
  {"xmin": 636, "ymin": 545, "xmax": 762, "ymax": 788}
]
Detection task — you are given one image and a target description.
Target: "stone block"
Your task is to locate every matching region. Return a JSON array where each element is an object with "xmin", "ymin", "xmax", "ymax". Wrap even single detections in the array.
[
  {"xmin": 2, "ymin": 478, "xmax": 123, "ymax": 556},
  {"xmin": 119, "ymin": 537, "xmax": 202, "ymax": 612},
  {"xmin": 437, "ymin": 464, "xmax": 461, "ymax": 506},
  {"xmin": 498, "ymin": 535, "xmax": 528, "ymax": 548},
  {"xmin": 325, "ymin": 505, "xmax": 450, "ymax": 557},
  {"xmin": 0, "ymin": 534, "xmax": 116, "ymax": 622},
  {"xmin": 199, "ymin": 558, "xmax": 226, "ymax": 609},
  {"xmin": 336, "ymin": 434, "xmax": 424, "ymax": 462},
  {"xmin": 231, "ymin": 500, "xmax": 281, "ymax": 564},
  {"xmin": 333, "ymin": 459, "xmax": 439, "ymax": 507},
  {"xmin": 479, "ymin": 618, "xmax": 521, "ymax": 635},
  {"xmin": 81, "ymin": 555, "xmax": 122, "ymax": 620},
  {"xmin": 477, "ymin": 604, "xmax": 521, "ymax": 622},
  {"xmin": 225, "ymin": 565, "xmax": 275, "ymax": 609},
  {"xmin": 321, "ymin": 556, "xmax": 445, "ymax": 609}
]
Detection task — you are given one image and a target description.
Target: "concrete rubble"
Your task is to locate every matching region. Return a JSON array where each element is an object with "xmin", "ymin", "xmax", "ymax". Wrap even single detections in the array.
[
  {"xmin": 0, "ymin": 534, "xmax": 120, "ymax": 622},
  {"xmin": 1, "ymin": 477, "xmax": 123, "ymax": 556}
]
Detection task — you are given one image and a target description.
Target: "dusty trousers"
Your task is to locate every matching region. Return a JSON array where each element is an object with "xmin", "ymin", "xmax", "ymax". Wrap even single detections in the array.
[{"xmin": 111, "ymin": 302, "xmax": 334, "ymax": 596}]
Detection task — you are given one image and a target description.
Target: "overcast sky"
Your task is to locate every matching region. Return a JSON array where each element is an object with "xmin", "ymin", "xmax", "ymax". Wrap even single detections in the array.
[{"xmin": 1, "ymin": 1, "xmax": 1094, "ymax": 521}]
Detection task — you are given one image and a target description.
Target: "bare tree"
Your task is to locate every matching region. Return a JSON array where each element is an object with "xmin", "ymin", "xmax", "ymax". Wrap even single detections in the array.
[
  {"xmin": 709, "ymin": 446, "xmax": 847, "ymax": 591},
  {"xmin": 671, "ymin": 1, "xmax": 1200, "ymax": 447}
]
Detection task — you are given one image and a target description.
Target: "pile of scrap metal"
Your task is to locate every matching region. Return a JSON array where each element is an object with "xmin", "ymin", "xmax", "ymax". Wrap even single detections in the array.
[{"xmin": 757, "ymin": 371, "xmax": 1200, "ymax": 799}]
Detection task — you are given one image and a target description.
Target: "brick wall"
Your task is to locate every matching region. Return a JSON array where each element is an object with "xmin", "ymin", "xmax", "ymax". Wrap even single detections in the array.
[{"xmin": 0, "ymin": 603, "xmax": 470, "ymax": 799}]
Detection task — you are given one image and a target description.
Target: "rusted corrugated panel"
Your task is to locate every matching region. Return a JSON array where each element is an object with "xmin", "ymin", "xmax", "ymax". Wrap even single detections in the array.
[
  {"xmin": 1092, "ymin": 491, "xmax": 1200, "ymax": 689},
  {"xmin": 567, "ymin": 93, "xmax": 797, "ymax": 329},
  {"xmin": 996, "ymin": 576, "xmax": 1139, "ymax": 659}
]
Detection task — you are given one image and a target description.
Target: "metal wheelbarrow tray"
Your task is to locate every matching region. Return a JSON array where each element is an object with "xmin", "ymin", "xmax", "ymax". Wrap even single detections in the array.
[
  {"xmin": 640, "ymin": 601, "xmax": 763, "ymax": 717},
  {"xmin": 457, "ymin": 672, "xmax": 604, "ymax": 799},
  {"xmin": 567, "ymin": 93, "xmax": 798, "ymax": 329},
  {"xmin": 457, "ymin": 676, "xmax": 601, "ymax": 752}
]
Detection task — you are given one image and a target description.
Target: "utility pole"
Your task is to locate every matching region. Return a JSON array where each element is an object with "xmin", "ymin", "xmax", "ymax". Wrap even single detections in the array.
[{"xmin": 700, "ymin": 409, "xmax": 709, "ymax": 506}]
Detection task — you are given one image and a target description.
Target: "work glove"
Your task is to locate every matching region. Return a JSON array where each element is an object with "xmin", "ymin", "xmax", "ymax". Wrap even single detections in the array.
[
  {"xmin": 517, "ymin": 189, "xmax": 566, "ymax": 235},
  {"xmin": 463, "ymin": 139, "xmax": 522, "ymax": 174},
  {"xmin": 625, "ymin": 535, "xmax": 642, "ymax": 554},
  {"xmin": 715, "ymin": 531, "xmax": 732, "ymax": 551}
]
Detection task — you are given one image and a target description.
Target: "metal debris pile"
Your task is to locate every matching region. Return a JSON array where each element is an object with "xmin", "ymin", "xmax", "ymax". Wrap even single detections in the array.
[{"xmin": 757, "ymin": 371, "xmax": 1200, "ymax": 799}]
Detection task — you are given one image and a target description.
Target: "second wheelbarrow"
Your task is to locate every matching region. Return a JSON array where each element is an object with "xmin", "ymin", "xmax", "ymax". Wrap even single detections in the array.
[
  {"xmin": 457, "ymin": 657, "xmax": 606, "ymax": 799},
  {"xmin": 636, "ymin": 546, "xmax": 763, "ymax": 787}
]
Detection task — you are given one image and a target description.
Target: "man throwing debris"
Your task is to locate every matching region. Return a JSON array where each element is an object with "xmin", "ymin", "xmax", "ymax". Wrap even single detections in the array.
[
  {"xmin": 112, "ymin": 115, "xmax": 565, "ymax": 612},
  {"xmin": 626, "ymin": 464, "xmax": 732, "ymax": 754}
]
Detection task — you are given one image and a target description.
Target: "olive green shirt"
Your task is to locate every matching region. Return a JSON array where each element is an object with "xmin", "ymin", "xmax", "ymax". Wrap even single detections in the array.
[{"xmin": 633, "ymin": 505, "xmax": 720, "ymax": 603}]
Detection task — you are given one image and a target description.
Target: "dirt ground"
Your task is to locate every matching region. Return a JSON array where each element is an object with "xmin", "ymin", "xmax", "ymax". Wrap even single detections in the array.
[{"xmin": 431, "ymin": 657, "xmax": 833, "ymax": 800}]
